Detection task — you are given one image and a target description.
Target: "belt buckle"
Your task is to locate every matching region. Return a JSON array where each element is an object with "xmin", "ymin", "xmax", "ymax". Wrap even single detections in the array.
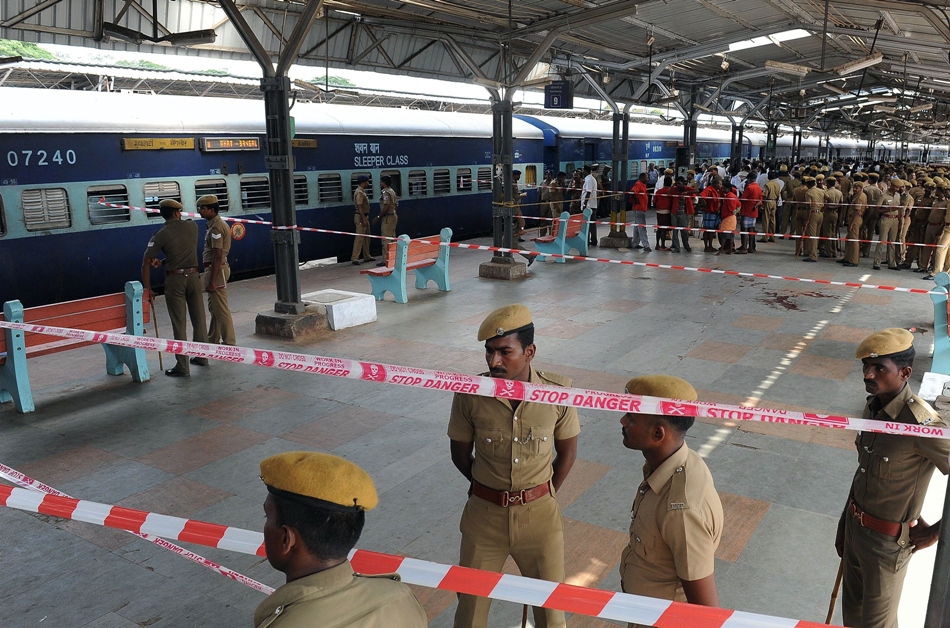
[{"xmin": 502, "ymin": 490, "xmax": 526, "ymax": 507}]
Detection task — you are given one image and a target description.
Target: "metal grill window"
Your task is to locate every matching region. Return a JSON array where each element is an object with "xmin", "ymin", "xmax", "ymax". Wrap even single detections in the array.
[
  {"xmin": 477, "ymin": 167, "xmax": 492, "ymax": 192},
  {"xmin": 87, "ymin": 185, "xmax": 130, "ymax": 225},
  {"xmin": 143, "ymin": 181, "xmax": 181, "ymax": 219},
  {"xmin": 433, "ymin": 169, "xmax": 451, "ymax": 195},
  {"xmin": 457, "ymin": 168, "xmax": 472, "ymax": 192},
  {"xmin": 525, "ymin": 165, "xmax": 537, "ymax": 185},
  {"xmin": 22, "ymin": 188, "xmax": 71, "ymax": 231},
  {"xmin": 241, "ymin": 176, "xmax": 270, "ymax": 210},
  {"xmin": 408, "ymin": 170, "xmax": 427, "ymax": 196},
  {"xmin": 195, "ymin": 178, "xmax": 229, "ymax": 212},
  {"xmin": 318, "ymin": 173, "xmax": 343, "ymax": 204},
  {"xmin": 350, "ymin": 172, "xmax": 373, "ymax": 197},
  {"xmin": 381, "ymin": 170, "xmax": 402, "ymax": 196},
  {"xmin": 294, "ymin": 175, "xmax": 308, "ymax": 206},
  {"xmin": 630, "ymin": 161, "xmax": 639, "ymax": 177}
]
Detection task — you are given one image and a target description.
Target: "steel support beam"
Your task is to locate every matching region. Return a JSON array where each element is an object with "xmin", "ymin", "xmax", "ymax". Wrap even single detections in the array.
[{"xmin": 489, "ymin": 98, "xmax": 515, "ymax": 264}]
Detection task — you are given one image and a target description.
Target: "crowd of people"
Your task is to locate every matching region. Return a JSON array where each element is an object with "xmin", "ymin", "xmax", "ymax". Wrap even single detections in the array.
[{"xmin": 535, "ymin": 159, "xmax": 950, "ymax": 278}]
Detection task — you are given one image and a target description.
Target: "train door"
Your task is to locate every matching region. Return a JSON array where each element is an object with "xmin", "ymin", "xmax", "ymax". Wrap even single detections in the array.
[
  {"xmin": 584, "ymin": 139, "xmax": 598, "ymax": 165},
  {"xmin": 543, "ymin": 146, "xmax": 559, "ymax": 175}
]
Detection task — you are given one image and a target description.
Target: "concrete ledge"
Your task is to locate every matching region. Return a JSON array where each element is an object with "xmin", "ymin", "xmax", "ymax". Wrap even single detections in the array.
[
  {"xmin": 478, "ymin": 259, "xmax": 527, "ymax": 280},
  {"xmin": 600, "ymin": 234, "xmax": 632, "ymax": 248},
  {"xmin": 255, "ymin": 304, "xmax": 329, "ymax": 340},
  {"xmin": 302, "ymin": 289, "xmax": 377, "ymax": 331}
]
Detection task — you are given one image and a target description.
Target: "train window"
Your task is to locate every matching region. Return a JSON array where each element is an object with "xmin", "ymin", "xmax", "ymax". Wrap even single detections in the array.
[
  {"xmin": 477, "ymin": 167, "xmax": 492, "ymax": 192},
  {"xmin": 408, "ymin": 170, "xmax": 428, "ymax": 196},
  {"xmin": 87, "ymin": 185, "xmax": 130, "ymax": 225},
  {"xmin": 241, "ymin": 177, "xmax": 271, "ymax": 210},
  {"xmin": 293, "ymin": 175, "xmax": 308, "ymax": 206},
  {"xmin": 565, "ymin": 162, "xmax": 576, "ymax": 175},
  {"xmin": 524, "ymin": 166, "xmax": 537, "ymax": 185},
  {"xmin": 457, "ymin": 168, "xmax": 472, "ymax": 192},
  {"xmin": 143, "ymin": 181, "xmax": 181, "ymax": 219},
  {"xmin": 318, "ymin": 174, "xmax": 343, "ymax": 204},
  {"xmin": 22, "ymin": 188, "xmax": 71, "ymax": 231},
  {"xmin": 381, "ymin": 170, "xmax": 402, "ymax": 196},
  {"xmin": 629, "ymin": 161, "xmax": 639, "ymax": 177},
  {"xmin": 433, "ymin": 169, "xmax": 451, "ymax": 195},
  {"xmin": 195, "ymin": 179, "xmax": 229, "ymax": 212},
  {"xmin": 350, "ymin": 172, "xmax": 373, "ymax": 197}
]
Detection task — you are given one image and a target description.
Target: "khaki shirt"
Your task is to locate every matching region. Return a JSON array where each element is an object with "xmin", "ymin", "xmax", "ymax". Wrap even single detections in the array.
[
  {"xmin": 144, "ymin": 219, "xmax": 199, "ymax": 271},
  {"xmin": 824, "ymin": 188, "xmax": 844, "ymax": 213},
  {"xmin": 839, "ymin": 176, "xmax": 852, "ymax": 200},
  {"xmin": 380, "ymin": 187, "xmax": 398, "ymax": 217},
  {"xmin": 620, "ymin": 443, "xmax": 723, "ymax": 601},
  {"xmin": 850, "ymin": 191, "xmax": 868, "ymax": 224},
  {"xmin": 792, "ymin": 184, "xmax": 808, "ymax": 211},
  {"xmin": 805, "ymin": 186, "xmax": 825, "ymax": 213},
  {"xmin": 930, "ymin": 200, "xmax": 948, "ymax": 227},
  {"xmin": 354, "ymin": 187, "xmax": 370, "ymax": 217},
  {"xmin": 916, "ymin": 196, "xmax": 934, "ymax": 224},
  {"xmin": 864, "ymin": 184, "xmax": 884, "ymax": 210},
  {"xmin": 203, "ymin": 214, "xmax": 231, "ymax": 265},
  {"xmin": 852, "ymin": 385, "xmax": 950, "ymax": 523},
  {"xmin": 763, "ymin": 179, "xmax": 782, "ymax": 202},
  {"xmin": 448, "ymin": 367, "xmax": 580, "ymax": 491},
  {"xmin": 253, "ymin": 561, "xmax": 426, "ymax": 628}
]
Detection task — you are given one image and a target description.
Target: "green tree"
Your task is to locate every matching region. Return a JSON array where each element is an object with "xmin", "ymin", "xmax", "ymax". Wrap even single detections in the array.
[
  {"xmin": 195, "ymin": 68, "xmax": 228, "ymax": 76},
  {"xmin": 116, "ymin": 59, "xmax": 171, "ymax": 71},
  {"xmin": 0, "ymin": 39, "xmax": 57, "ymax": 61},
  {"xmin": 310, "ymin": 75, "xmax": 356, "ymax": 88}
]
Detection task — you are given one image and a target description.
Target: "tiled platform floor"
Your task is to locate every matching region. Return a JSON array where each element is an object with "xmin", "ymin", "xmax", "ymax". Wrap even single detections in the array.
[{"xmin": 1, "ymin": 234, "xmax": 944, "ymax": 627}]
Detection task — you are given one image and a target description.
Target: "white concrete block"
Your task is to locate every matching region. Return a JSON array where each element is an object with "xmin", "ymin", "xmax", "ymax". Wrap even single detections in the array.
[{"xmin": 302, "ymin": 289, "xmax": 377, "ymax": 331}]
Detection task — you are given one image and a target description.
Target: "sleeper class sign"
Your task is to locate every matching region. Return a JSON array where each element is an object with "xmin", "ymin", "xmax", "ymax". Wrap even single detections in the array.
[
  {"xmin": 544, "ymin": 81, "xmax": 574, "ymax": 110},
  {"xmin": 201, "ymin": 137, "xmax": 261, "ymax": 152},
  {"xmin": 122, "ymin": 138, "xmax": 195, "ymax": 151}
]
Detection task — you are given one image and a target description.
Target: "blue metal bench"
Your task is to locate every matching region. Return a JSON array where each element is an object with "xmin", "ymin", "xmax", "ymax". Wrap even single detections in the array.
[
  {"xmin": 531, "ymin": 208, "xmax": 592, "ymax": 263},
  {"xmin": 0, "ymin": 281, "xmax": 151, "ymax": 414},
  {"xmin": 931, "ymin": 272, "xmax": 950, "ymax": 374},
  {"xmin": 361, "ymin": 228, "xmax": 452, "ymax": 303}
]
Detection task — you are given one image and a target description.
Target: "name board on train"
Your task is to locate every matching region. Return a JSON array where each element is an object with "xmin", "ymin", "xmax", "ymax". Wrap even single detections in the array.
[
  {"xmin": 122, "ymin": 138, "xmax": 196, "ymax": 151},
  {"xmin": 201, "ymin": 137, "xmax": 261, "ymax": 152},
  {"xmin": 292, "ymin": 138, "xmax": 318, "ymax": 149}
]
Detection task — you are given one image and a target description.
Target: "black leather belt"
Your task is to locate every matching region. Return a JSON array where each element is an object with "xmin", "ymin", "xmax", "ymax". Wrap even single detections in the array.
[{"xmin": 166, "ymin": 267, "xmax": 199, "ymax": 275}]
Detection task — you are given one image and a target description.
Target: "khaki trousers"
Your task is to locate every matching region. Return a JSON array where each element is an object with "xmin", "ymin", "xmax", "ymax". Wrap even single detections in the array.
[
  {"xmin": 455, "ymin": 493, "xmax": 566, "ymax": 628},
  {"xmin": 841, "ymin": 514, "xmax": 913, "ymax": 628},
  {"xmin": 920, "ymin": 224, "xmax": 943, "ymax": 271},
  {"xmin": 931, "ymin": 229, "xmax": 950, "ymax": 275},
  {"xmin": 206, "ymin": 265, "xmax": 235, "ymax": 346},
  {"xmin": 820, "ymin": 211, "xmax": 839, "ymax": 257},
  {"xmin": 873, "ymin": 217, "xmax": 900, "ymax": 268},
  {"xmin": 163, "ymin": 272, "xmax": 207, "ymax": 373},
  {"xmin": 804, "ymin": 211, "xmax": 822, "ymax": 261},
  {"xmin": 843, "ymin": 218, "xmax": 863, "ymax": 265},
  {"xmin": 761, "ymin": 200, "xmax": 776, "ymax": 239},
  {"xmin": 381, "ymin": 214, "xmax": 398, "ymax": 261},
  {"xmin": 351, "ymin": 214, "xmax": 371, "ymax": 261},
  {"xmin": 539, "ymin": 202, "xmax": 554, "ymax": 237},
  {"xmin": 792, "ymin": 209, "xmax": 809, "ymax": 255},
  {"xmin": 897, "ymin": 218, "xmax": 911, "ymax": 261}
]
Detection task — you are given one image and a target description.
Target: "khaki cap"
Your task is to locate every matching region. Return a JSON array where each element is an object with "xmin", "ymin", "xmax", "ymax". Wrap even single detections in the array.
[
  {"xmin": 803, "ymin": 176, "xmax": 816, "ymax": 183},
  {"xmin": 816, "ymin": 174, "xmax": 826, "ymax": 181},
  {"xmin": 196, "ymin": 194, "xmax": 218, "ymax": 207},
  {"xmin": 624, "ymin": 375, "xmax": 698, "ymax": 401},
  {"xmin": 868, "ymin": 172, "xmax": 880, "ymax": 180},
  {"xmin": 855, "ymin": 328, "xmax": 914, "ymax": 360},
  {"xmin": 159, "ymin": 199, "xmax": 183, "ymax": 210},
  {"xmin": 780, "ymin": 164, "xmax": 788, "ymax": 172},
  {"xmin": 260, "ymin": 451, "xmax": 378, "ymax": 512},
  {"xmin": 833, "ymin": 171, "xmax": 844, "ymax": 177},
  {"xmin": 477, "ymin": 304, "xmax": 533, "ymax": 342}
]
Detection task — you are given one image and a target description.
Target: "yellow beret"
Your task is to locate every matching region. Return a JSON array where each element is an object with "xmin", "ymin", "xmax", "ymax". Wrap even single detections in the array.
[
  {"xmin": 260, "ymin": 451, "xmax": 378, "ymax": 511},
  {"xmin": 833, "ymin": 171, "xmax": 844, "ymax": 177},
  {"xmin": 855, "ymin": 328, "xmax": 914, "ymax": 360},
  {"xmin": 477, "ymin": 304, "xmax": 533, "ymax": 342},
  {"xmin": 196, "ymin": 194, "xmax": 219, "ymax": 207},
  {"xmin": 159, "ymin": 199, "xmax": 183, "ymax": 210},
  {"xmin": 780, "ymin": 164, "xmax": 788, "ymax": 171},
  {"xmin": 624, "ymin": 375, "xmax": 698, "ymax": 401}
]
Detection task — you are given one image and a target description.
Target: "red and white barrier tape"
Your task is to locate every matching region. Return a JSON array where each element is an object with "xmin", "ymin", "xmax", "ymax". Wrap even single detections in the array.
[
  {"xmin": 0, "ymin": 483, "xmax": 826, "ymax": 627},
  {"xmin": 1, "ymin": 319, "xmax": 946, "ymax": 440},
  {"xmin": 0, "ymin": 462, "xmax": 274, "ymax": 594},
  {"xmin": 102, "ymin": 201, "xmax": 938, "ymax": 295}
]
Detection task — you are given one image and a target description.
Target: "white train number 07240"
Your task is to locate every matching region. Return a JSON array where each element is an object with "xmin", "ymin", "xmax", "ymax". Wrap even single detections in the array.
[{"xmin": 7, "ymin": 149, "xmax": 77, "ymax": 167}]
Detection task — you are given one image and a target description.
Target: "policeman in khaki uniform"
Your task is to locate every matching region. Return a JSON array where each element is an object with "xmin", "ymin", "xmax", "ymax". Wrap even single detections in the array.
[
  {"xmin": 255, "ymin": 451, "xmax": 426, "ymax": 628},
  {"xmin": 448, "ymin": 304, "xmax": 579, "ymax": 628},
  {"xmin": 836, "ymin": 329, "xmax": 950, "ymax": 628},
  {"xmin": 801, "ymin": 177, "xmax": 825, "ymax": 262},
  {"xmin": 618, "ymin": 376, "xmax": 723, "ymax": 628},
  {"xmin": 197, "ymin": 195, "xmax": 236, "ymax": 347},
  {"xmin": 373, "ymin": 175, "xmax": 398, "ymax": 266},
  {"xmin": 141, "ymin": 199, "xmax": 208, "ymax": 377},
  {"xmin": 921, "ymin": 180, "xmax": 949, "ymax": 278},
  {"xmin": 351, "ymin": 175, "xmax": 375, "ymax": 265}
]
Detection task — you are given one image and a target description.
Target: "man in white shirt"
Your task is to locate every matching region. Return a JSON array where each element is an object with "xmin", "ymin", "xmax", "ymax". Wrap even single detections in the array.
[{"xmin": 581, "ymin": 165, "xmax": 599, "ymax": 244}]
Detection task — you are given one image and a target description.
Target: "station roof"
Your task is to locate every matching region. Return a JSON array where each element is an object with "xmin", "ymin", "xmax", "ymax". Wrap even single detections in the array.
[{"xmin": 3, "ymin": 0, "xmax": 950, "ymax": 145}]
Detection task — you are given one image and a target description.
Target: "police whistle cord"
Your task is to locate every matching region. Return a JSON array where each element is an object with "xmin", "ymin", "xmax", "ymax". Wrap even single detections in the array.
[
  {"xmin": 0, "ymin": 483, "xmax": 828, "ymax": 628},
  {"xmin": 0, "ymin": 320, "xmax": 946, "ymax": 441},
  {"xmin": 102, "ymin": 199, "xmax": 945, "ymax": 248},
  {"xmin": 0, "ymin": 462, "xmax": 275, "ymax": 595},
  {"xmin": 100, "ymin": 200, "xmax": 940, "ymax": 295}
]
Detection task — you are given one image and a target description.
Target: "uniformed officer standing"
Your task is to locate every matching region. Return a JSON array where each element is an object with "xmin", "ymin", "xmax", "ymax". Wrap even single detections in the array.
[
  {"xmin": 839, "ymin": 178, "xmax": 867, "ymax": 268},
  {"xmin": 351, "ymin": 175, "xmax": 375, "ymax": 265},
  {"xmin": 448, "ymin": 304, "xmax": 579, "ymax": 628},
  {"xmin": 872, "ymin": 179, "xmax": 905, "ymax": 271},
  {"xmin": 374, "ymin": 175, "xmax": 398, "ymax": 267},
  {"xmin": 255, "ymin": 451, "xmax": 426, "ymax": 628},
  {"xmin": 197, "ymin": 195, "xmax": 236, "ymax": 347},
  {"xmin": 835, "ymin": 328, "xmax": 950, "ymax": 628},
  {"xmin": 618, "ymin": 376, "xmax": 723, "ymax": 628},
  {"xmin": 821, "ymin": 178, "xmax": 844, "ymax": 259},
  {"xmin": 802, "ymin": 177, "xmax": 825, "ymax": 262},
  {"xmin": 141, "ymin": 199, "xmax": 208, "ymax": 377}
]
